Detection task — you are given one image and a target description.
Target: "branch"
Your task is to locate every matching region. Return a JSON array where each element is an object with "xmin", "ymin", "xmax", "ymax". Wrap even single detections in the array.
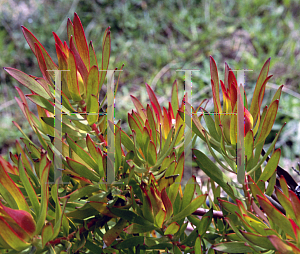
[{"xmin": 192, "ymin": 208, "xmax": 224, "ymax": 219}]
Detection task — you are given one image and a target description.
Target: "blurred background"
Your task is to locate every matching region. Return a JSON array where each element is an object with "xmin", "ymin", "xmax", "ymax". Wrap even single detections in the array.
[{"xmin": 0, "ymin": 0, "xmax": 300, "ymax": 177}]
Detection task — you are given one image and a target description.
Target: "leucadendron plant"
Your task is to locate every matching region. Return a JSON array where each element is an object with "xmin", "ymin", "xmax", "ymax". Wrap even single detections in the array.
[
  {"xmin": 188, "ymin": 57, "xmax": 285, "ymax": 198},
  {"xmin": 0, "ymin": 13, "xmax": 213, "ymax": 253},
  {"xmin": 214, "ymin": 175, "xmax": 300, "ymax": 254},
  {"xmin": 1, "ymin": 12, "xmax": 295, "ymax": 254}
]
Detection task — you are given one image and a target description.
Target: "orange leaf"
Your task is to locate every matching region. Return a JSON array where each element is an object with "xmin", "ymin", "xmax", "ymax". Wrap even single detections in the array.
[
  {"xmin": 0, "ymin": 161, "xmax": 30, "ymax": 212},
  {"xmin": 146, "ymin": 83, "xmax": 162, "ymax": 123},
  {"xmin": 73, "ymin": 13, "xmax": 90, "ymax": 69}
]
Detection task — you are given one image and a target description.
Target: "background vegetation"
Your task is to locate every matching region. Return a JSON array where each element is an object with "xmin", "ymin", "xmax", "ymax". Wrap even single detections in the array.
[{"xmin": 1, "ymin": 0, "xmax": 300, "ymax": 178}]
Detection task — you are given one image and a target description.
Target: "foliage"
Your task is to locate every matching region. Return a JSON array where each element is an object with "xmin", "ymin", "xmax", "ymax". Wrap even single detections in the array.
[{"xmin": 1, "ymin": 11, "xmax": 298, "ymax": 254}]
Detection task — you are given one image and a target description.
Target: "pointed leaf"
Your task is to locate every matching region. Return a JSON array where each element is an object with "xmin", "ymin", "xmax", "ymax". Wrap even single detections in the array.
[
  {"xmin": 268, "ymin": 235, "xmax": 300, "ymax": 254},
  {"xmin": 250, "ymin": 58, "xmax": 271, "ymax": 119},
  {"xmin": 257, "ymin": 195, "xmax": 295, "ymax": 239},
  {"xmin": 73, "ymin": 13, "xmax": 89, "ymax": 69},
  {"xmin": 18, "ymin": 155, "xmax": 40, "ymax": 216},
  {"xmin": 167, "ymin": 194, "xmax": 207, "ymax": 224},
  {"xmin": 66, "ymin": 157, "xmax": 100, "ymax": 182},
  {"xmin": 146, "ymin": 83, "xmax": 162, "ymax": 122},
  {"xmin": 89, "ymin": 41, "xmax": 98, "ymax": 69},
  {"xmin": 193, "ymin": 149, "xmax": 235, "ymax": 200},
  {"xmin": 164, "ymin": 222, "xmax": 179, "ymax": 235},
  {"xmin": 34, "ymin": 43, "xmax": 52, "ymax": 84},
  {"xmin": 256, "ymin": 100, "xmax": 279, "ymax": 144},
  {"xmin": 130, "ymin": 95, "xmax": 146, "ymax": 122},
  {"xmin": 4, "ymin": 68, "xmax": 51, "ymax": 100},
  {"xmin": 0, "ymin": 159, "xmax": 30, "ymax": 212},
  {"xmin": 259, "ymin": 148, "xmax": 281, "ymax": 181},
  {"xmin": 212, "ymin": 242, "xmax": 256, "ymax": 253},
  {"xmin": 42, "ymin": 223, "xmax": 54, "ymax": 248},
  {"xmin": 66, "ymin": 134, "xmax": 98, "ymax": 170},
  {"xmin": 21, "ymin": 26, "xmax": 57, "ymax": 77},
  {"xmin": 0, "ymin": 217, "xmax": 31, "ymax": 251},
  {"xmin": 35, "ymin": 161, "xmax": 51, "ymax": 235},
  {"xmin": 99, "ymin": 27, "xmax": 111, "ymax": 90},
  {"xmin": 67, "ymin": 50, "xmax": 82, "ymax": 101}
]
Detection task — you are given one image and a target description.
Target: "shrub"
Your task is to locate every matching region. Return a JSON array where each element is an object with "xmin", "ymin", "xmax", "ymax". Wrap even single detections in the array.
[{"xmin": 1, "ymin": 12, "xmax": 294, "ymax": 254}]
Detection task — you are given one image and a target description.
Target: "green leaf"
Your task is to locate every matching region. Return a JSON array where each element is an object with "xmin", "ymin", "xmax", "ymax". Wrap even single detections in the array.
[
  {"xmin": 244, "ymin": 130, "xmax": 254, "ymax": 161},
  {"xmin": 85, "ymin": 239, "xmax": 103, "ymax": 254},
  {"xmin": 197, "ymin": 209, "xmax": 213, "ymax": 235},
  {"xmin": 259, "ymin": 148, "xmax": 281, "ymax": 181},
  {"xmin": 147, "ymin": 140, "xmax": 157, "ymax": 166},
  {"xmin": 4, "ymin": 68, "xmax": 52, "ymax": 100},
  {"xmin": 41, "ymin": 117, "xmax": 81, "ymax": 137},
  {"xmin": 67, "ymin": 50, "xmax": 82, "ymax": 102},
  {"xmin": 42, "ymin": 223, "xmax": 54, "ymax": 248},
  {"xmin": 255, "ymin": 100, "xmax": 279, "ymax": 145},
  {"xmin": 165, "ymin": 222, "xmax": 180, "ymax": 235},
  {"xmin": 167, "ymin": 153, "xmax": 184, "ymax": 204},
  {"xmin": 66, "ymin": 157, "xmax": 100, "ymax": 182},
  {"xmin": 89, "ymin": 41, "xmax": 98, "ymax": 69},
  {"xmin": 171, "ymin": 80, "xmax": 179, "ymax": 118},
  {"xmin": 86, "ymin": 134, "xmax": 98, "ymax": 162},
  {"xmin": 26, "ymin": 94, "xmax": 54, "ymax": 114},
  {"xmin": 67, "ymin": 18, "xmax": 74, "ymax": 47},
  {"xmin": 161, "ymin": 188, "xmax": 173, "ymax": 221},
  {"xmin": 289, "ymin": 190, "xmax": 300, "ymax": 226},
  {"xmin": 51, "ymin": 179, "xmax": 64, "ymax": 240},
  {"xmin": 18, "ymin": 155, "xmax": 40, "ymax": 216},
  {"xmin": 155, "ymin": 208, "xmax": 166, "ymax": 228},
  {"xmin": 212, "ymin": 242, "xmax": 256, "ymax": 253},
  {"xmin": 99, "ymin": 27, "xmax": 111, "ymax": 91},
  {"xmin": 115, "ymin": 125, "xmax": 135, "ymax": 152},
  {"xmin": 203, "ymin": 111, "xmax": 220, "ymax": 142},
  {"xmin": 66, "ymin": 134, "xmax": 98, "ymax": 170},
  {"xmin": 167, "ymin": 194, "xmax": 207, "ymax": 225},
  {"xmin": 193, "ymin": 149, "xmax": 235, "ymax": 200},
  {"xmin": 86, "ymin": 66, "xmax": 100, "ymax": 125},
  {"xmin": 173, "ymin": 245, "xmax": 182, "ymax": 254},
  {"xmin": 35, "ymin": 161, "xmax": 51, "ymax": 235},
  {"xmin": 248, "ymin": 123, "xmax": 286, "ymax": 174},
  {"xmin": 194, "ymin": 236, "xmax": 202, "ymax": 254},
  {"xmin": 128, "ymin": 113, "xmax": 143, "ymax": 143},
  {"xmin": 147, "ymin": 104, "xmax": 158, "ymax": 147},
  {"xmin": 181, "ymin": 176, "xmax": 196, "ymax": 211}
]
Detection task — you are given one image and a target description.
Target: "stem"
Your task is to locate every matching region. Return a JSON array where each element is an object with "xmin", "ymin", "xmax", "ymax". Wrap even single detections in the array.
[{"xmin": 192, "ymin": 208, "xmax": 224, "ymax": 219}]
